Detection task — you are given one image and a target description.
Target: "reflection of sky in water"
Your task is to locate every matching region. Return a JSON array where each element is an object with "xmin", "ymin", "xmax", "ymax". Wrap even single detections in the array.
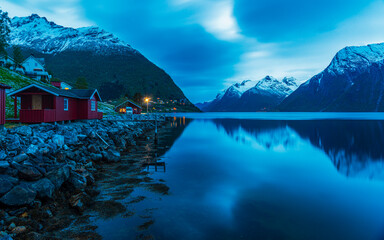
[{"xmin": 98, "ymin": 118, "xmax": 384, "ymax": 240}]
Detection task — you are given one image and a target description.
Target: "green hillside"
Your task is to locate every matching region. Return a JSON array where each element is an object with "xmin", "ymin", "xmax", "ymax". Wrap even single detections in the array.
[{"xmin": 0, "ymin": 67, "xmax": 116, "ymax": 117}]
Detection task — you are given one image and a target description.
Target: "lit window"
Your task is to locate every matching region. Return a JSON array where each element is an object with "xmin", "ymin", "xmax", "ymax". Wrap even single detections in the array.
[
  {"xmin": 91, "ymin": 101, "xmax": 96, "ymax": 111},
  {"xmin": 64, "ymin": 99, "xmax": 68, "ymax": 111}
]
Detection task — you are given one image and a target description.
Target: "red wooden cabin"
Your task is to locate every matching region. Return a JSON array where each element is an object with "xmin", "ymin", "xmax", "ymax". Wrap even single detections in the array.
[
  {"xmin": 8, "ymin": 84, "xmax": 103, "ymax": 123},
  {"xmin": 0, "ymin": 83, "xmax": 11, "ymax": 126},
  {"xmin": 115, "ymin": 100, "xmax": 142, "ymax": 114}
]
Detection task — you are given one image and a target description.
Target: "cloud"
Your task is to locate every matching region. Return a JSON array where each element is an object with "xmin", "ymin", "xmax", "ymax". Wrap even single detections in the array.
[
  {"xmin": 2, "ymin": 0, "xmax": 92, "ymax": 27},
  {"xmin": 233, "ymin": 0, "xmax": 377, "ymax": 42}
]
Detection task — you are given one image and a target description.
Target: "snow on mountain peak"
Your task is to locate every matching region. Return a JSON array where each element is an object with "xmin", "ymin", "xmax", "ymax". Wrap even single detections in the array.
[
  {"xmin": 9, "ymin": 14, "xmax": 134, "ymax": 55},
  {"xmin": 327, "ymin": 43, "xmax": 384, "ymax": 74}
]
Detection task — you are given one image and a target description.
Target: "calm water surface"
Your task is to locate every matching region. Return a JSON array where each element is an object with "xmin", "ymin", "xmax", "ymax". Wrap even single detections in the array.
[{"xmin": 96, "ymin": 113, "xmax": 384, "ymax": 240}]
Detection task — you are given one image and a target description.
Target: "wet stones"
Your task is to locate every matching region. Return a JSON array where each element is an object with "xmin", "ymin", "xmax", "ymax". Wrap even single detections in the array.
[
  {"xmin": 51, "ymin": 135, "xmax": 64, "ymax": 148},
  {"xmin": 69, "ymin": 193, "xmax": 90, "ymax": 213},
  {"xmin": 102, "ymin": 149, "xmax": 121, "ymax": 162},
  {"xmin": 13, "ymin": 154, "xmax": 29, "ymax": 163},
  {"xmin": 46, "ymin": 165, "xmax": 70, "ymax": 189},
  {"xmin": 0, "ymin": 185, "xmax": 36, "ymax": 206},
  {"xmin": 68, "ymin": 171, "xmax": 87, "ymax": 190},
  {"xmin": 0, "ymin": 175, "xmax": 18, "ymax": 195},
  {"xmin": 11, "ymin": 162, "xmax": 42, "ymax": 181},
  {"xmin": 29, "ymin": 178, "xmax": 55, "ymax": 199}
]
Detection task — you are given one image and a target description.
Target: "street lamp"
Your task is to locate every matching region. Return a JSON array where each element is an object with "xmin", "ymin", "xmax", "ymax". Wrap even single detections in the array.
[{"xmin": 145, "ymin": 98, "xmax": 149, "ymax": 113}]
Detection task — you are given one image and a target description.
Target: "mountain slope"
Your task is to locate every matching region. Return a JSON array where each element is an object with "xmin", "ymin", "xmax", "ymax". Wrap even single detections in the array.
[
  {"xmin": 198, "ymin": 76, "xmax": 298, "ymax": 112},
  {"xmin": 278, "ymin": 43, "xmax": 384, "ymax": 112},
  {"xmin": 8, "ymin": 14, "xmax": 193, "ymax": 104}
]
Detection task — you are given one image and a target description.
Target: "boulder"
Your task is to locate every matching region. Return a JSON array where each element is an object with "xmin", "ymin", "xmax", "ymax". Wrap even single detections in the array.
[
  {"xmin": 51, "ymin": 135, "xmax": 64, "ymax": 148},
  {"xmin": 0, "ymin": 161, "xmax": 9, "ymax": 173},
  {"xmin": 13, "ymin": 154, "xmax": 29, "ymax": 163},
  {"xmin": 30, "ymin": 178, "xmax": 55, "ymax": 199},
  {"xmin": 11, "ymin": 163, "xmax": 42, "ymax": 181},
  {"xmin": 0, "ymin": 175, "xmax": 18, "ymax": 195},
  {"xmin": 69, "ymin": 193, "xmax": 90, "ymax": 213},
  {"xmin": 0, "ymin": 185, "xmax": 36, "ymax": 206},
  {"xmin": 68, "ymin": 171, "xmax": 87, "ymax": 190},
  {"xmin": 26, "ymin": 145, "xmax": 39, "ymax": 157},
  {"xmin": 102, "ymin": 149, "xmax": 121, "ymax": 162},
  {"xmin": 0, "ymin": 152, "xmax": 7, "ymax": 161},
  {"xmin": 6, "ymin": 135, "xmax": 20, "ymax": 151},
  {"xmin": 14, "ymin": 126, "xmax": 32, "ymax": 136},
  {"xmin": 46, "ymin": 165, "xmax": 70, "ymax": 189}
]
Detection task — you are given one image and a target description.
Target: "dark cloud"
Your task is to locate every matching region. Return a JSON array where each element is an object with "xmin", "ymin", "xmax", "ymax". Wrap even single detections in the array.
[
  {"xmin": 233, "ymin": 0, "xmax": 376, "ymax": 42},
  {"xmin": 80, "ymin": 0, "xmax": 243, "ymax": 102}
]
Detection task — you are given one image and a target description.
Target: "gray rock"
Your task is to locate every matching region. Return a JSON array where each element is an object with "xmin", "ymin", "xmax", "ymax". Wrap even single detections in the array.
[
  {"xmin": 46, "ymin": 165, "xmax": 70, "ymax": 189},
  {"xmin": 91, "ymin": 153, "xmax": 103, "ymax": 162},
  {"xmin": 11, "ymin": 162, "xmax": 42, "ymax": 181},
  {"xmin": 30, "ymin": 178, "xmax": 55, "ymax": 199},
  {"xmin": 0, "ymin": 185, "xmax": 36, "ymax": 206},
  {"xmin": 0, "ymin": 175, "xmax": 18, "ymax": 195},
  {"xmin": 13, "ymin": 154, "xmax": 29, "ymax": 163},
  {"xmin": 68, "ymin": 171, "xmax": 87, "ymax": 190},
  {"xmin": 52, "ymin": 135, "xmax": 64, "ymax": 148},
  {"xmin": 0, "ymin": 161, "xmax": 9, "ymax": 172},
  {"xmin": 14, "ymin": 126, "xmax": 32, "ymax": 136},
  {"xmin": 6, "ymin": 135, "xmax": 20, "ymax": 151},
  {"xmin": 26, "ymin": 144, "xmax": 39, "ymax": 156},
  {"xmin": 102, "ymin": 149, "xmax": 121, "ymax": 162},
  {"xmin": 0, "ymin": 152, "xmax": 7, "ymax": 161}
]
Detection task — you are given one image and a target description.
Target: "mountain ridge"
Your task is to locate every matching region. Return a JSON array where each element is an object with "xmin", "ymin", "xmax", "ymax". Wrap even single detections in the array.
[
  {"xmin": 7, "ymin": 14, "xmax": 195, "ymax": 105},
  {"xmin": 197, "ymin": 76, "xmax": 299, "ymax": 112}
]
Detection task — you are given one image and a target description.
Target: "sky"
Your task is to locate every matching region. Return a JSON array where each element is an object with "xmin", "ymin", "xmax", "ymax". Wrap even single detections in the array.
[{"xmin": 2, "ymin": 0, "xmax": 384, "ymax": 103}]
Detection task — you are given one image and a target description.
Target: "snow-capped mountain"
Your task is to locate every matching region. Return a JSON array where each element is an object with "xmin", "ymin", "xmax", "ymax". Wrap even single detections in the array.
[
  {"xmin": 7, "ymin": 14, "xmax": 192, "ymax": 103},
  {"xmin": 197, "ymin": 76, "xmax": 298, "ymax": 112},
  {"xmin": 279, "ymin": 42, "xmax": 384, "ymax": 111},
  {"xmin": 10, "ymin": 14, "xmax": 134, "ymax": 55}
]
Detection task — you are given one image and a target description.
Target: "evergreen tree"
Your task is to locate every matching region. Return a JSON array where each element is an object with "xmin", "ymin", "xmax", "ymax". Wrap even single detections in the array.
[
  {"xmin": 12, "ymin": 45, "xmax": 23, "ymax": 67},
  {"xmin": 75, "ymin": 77, "xmax": 89, "ymax": 89},
  {"xmin": 133, "ymin": 92, "xmax": 143, "ymax": 104},
  {"xmin": 0, "ymin": 10, "xmax": 10, "ymax": 57}
]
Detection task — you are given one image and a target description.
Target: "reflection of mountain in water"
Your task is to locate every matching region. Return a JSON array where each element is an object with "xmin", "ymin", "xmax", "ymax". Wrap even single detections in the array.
[{"xmin": 211, "ymin": 119, "xmax": 384, "ymax": 180}]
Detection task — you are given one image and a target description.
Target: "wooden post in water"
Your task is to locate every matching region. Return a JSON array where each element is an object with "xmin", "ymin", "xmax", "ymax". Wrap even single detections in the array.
[{"xmin": 154, "ymin": 113, "xmax": 158, "ymax": 144}]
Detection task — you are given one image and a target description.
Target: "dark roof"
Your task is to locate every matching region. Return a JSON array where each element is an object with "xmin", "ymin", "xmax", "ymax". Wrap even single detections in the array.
[
  {"xmin": 8, "ymin": 83, "xmax": 102, "ymax": 101},
  {"xmin": 115, "ymin": 99, "xmax": 142, "ymax": 109},
  {"xmin": 0, "ymin": 83, "xmax": 11, "ymax": 89}
]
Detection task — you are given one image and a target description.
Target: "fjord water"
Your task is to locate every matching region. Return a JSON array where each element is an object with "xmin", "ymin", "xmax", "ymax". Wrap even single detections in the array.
[{"xmin": 97, "ymin": 113, "xmax": 384, "ymax": 240}]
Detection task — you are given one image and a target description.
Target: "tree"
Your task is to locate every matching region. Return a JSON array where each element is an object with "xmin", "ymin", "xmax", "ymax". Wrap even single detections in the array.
[
  {"xmin": 12, "ymin": 45, "xmax": 23, "ymax": 67},
  {"xmin": 75, "ymin": 77, "xmax": 88, "ymax": 89},
  {"xmin": 0, "ymin": 10, "xmax": 10, "ymax": 57},
  {"xmin": 133, "ymin": 92, "xmax": 143, "ymax": 105}
]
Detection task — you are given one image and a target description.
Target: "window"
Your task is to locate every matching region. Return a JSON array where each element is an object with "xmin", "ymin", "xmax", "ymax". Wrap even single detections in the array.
[
  {"xmin": 91, "ymin": 101, "xmax": 96, "ymax": 111},
  {"xmin": 64, "ymin": 99, "xmax": 68, "ymax": 111}
]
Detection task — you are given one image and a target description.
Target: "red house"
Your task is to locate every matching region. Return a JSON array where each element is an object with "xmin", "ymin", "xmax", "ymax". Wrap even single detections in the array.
[
  {"xmin": 0, "ymin": 83, "xmax": 11, "ymax": 126},
  {"xmin": 115, "ymin": 100, "xmax": 142, "ymax": 114},
  {"xmin": 8, "ymin": 83, "xmax": 103, "ymax": 123}
]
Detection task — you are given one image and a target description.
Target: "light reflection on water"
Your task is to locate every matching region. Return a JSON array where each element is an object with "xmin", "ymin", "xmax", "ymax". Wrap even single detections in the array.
[{"xmin": 97, "ymin": 115, "xmax": 384, "ymax": 240}]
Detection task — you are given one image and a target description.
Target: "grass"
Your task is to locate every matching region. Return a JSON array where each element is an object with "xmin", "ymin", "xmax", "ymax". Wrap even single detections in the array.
[{"xmin": 0, "ymin": 67, "xmax": 117, "ymax": 117}]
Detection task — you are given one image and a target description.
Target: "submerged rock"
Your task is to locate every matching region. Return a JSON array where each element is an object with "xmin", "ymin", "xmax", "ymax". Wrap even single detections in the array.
[
  {"xmin": 0, "ymin": 185, "xmax": 36, "ymax": 206},
  {"xmin": 69, "ymin": 193, "xmax": 90, "ymax": 213},
  {"xmin": 102, "ymin": 149, "xmax": 121, "ymax": 162}
]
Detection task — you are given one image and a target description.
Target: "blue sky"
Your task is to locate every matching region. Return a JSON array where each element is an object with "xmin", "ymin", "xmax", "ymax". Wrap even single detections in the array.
[{"xmin": 3, "ymin": 0, "xmax": 384, "ymax": 103}]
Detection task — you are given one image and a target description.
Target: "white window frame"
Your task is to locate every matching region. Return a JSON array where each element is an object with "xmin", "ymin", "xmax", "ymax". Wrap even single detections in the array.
[
  {"xmin": 64, "ymin": 98, "xmax": 69, "ymax": 111},
  {"xmin": 91, "ymin": 101, "xmax": 96, "ymax": 111}
]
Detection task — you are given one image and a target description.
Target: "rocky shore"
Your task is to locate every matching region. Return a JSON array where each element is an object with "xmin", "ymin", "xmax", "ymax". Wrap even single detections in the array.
[{"xmin": 0, "ymin": 116, "xmax": 164, "ymax": 240}]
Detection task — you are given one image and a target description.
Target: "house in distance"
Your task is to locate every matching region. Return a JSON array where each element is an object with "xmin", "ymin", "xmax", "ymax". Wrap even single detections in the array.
[
  {"xmin": 115, "ymin": 100, "xmax": 142, "ymax": 114},
  {"xmin": 8, "ymin": 83, "xmax": 103, "ymax": 123}
]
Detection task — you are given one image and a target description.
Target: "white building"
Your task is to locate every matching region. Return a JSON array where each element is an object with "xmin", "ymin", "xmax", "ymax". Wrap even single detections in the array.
[
  {"xmin": 0, "ymin": 55, "xmax": 15, "ymax": 67},
  {"xmin": 21, "ymin": 55, "xmax": 51, "ymax": 82}
]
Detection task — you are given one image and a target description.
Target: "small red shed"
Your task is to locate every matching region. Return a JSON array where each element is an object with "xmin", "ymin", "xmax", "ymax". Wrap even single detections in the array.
[
  {"xmin": 115, "ymin": 100, "xmax": 142, "ymax": 114},
  {"xmin": 0, "ymin": 83, "xmax": 11, "ymax": 126},
  {"xmin": 8, "ymin": 83, "xmax": 103, "ymax": 123}
]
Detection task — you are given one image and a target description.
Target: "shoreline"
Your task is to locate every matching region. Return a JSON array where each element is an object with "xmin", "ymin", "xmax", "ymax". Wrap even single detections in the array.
[{"xmin": 0, "ymin": 115, "xmax": 168, "ymax": 240}]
